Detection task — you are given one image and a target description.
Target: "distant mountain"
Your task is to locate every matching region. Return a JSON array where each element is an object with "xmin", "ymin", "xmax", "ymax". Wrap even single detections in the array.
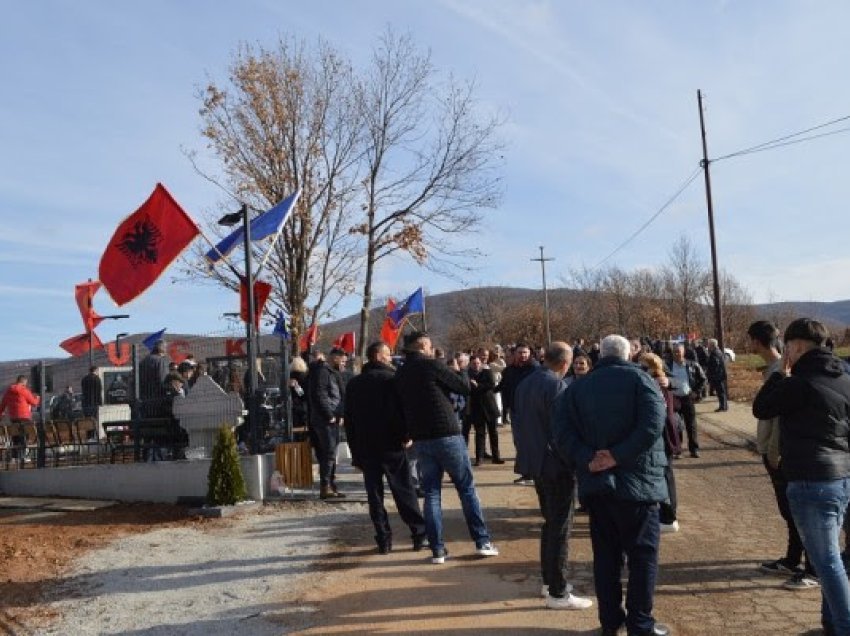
[{"xmin": 318, "ymin": 286, "xmax": 850, "ymax": 349}]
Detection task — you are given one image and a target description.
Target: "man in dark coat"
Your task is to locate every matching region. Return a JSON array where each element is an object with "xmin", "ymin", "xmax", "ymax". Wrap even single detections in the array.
[
  {"xmin": 344, "ymin": 341, "xmax": 426, "ymax": 554},
  {"xmin": 554, "ymin": 334, "xmax": 670, "ymax": 636},
  {"xmin": 467, "ymin": 355, "xmax": 503, "ymax": 465},
  {"xmin": 308, "ymin": 348, "xmax": 347, "ymax": 499},
  {"xmin": 498, "ymin": 343, "xmax": 539, "ymax": 484},
  {"xmin": 705, "ymin": 338, "xmax": 728, "ymax": 411},
  {"xmin": 394, "ymin": 331, "xmax": 498, "ymax": 565},
  {"xmin": 513, "ymin": 341, "xmax": 593, "ymax": 611},
  {"xmin": 753, "ymin": 318, "xmax": 850, "ymax": 634},
  {"xmin": 138, "ymin": 341, "xmax": 170, "ymax": 418},
  {"xmin": 81, "ymin": 366, "xmax": 103, "ymax": 418}
]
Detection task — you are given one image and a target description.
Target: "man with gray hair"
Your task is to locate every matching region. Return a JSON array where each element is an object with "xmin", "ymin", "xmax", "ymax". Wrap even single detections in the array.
[
  {"xmin": 513, "ymin": 341, "xmax": 593, "ymax": 610},
  {"xmin": 554, "ymin": 334, "xmax": 670, "ymax": 636}
]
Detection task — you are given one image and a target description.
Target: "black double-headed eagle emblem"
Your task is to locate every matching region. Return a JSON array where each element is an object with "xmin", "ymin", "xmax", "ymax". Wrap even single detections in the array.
[{"xmin": 116, "ymin": 215, "xmax": 163, "ymax": 267}]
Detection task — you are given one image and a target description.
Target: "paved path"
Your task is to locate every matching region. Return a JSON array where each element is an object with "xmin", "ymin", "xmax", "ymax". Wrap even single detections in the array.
[{"xmin": 278, "ymin": 395, "xmax": 824, "ymax": 635}]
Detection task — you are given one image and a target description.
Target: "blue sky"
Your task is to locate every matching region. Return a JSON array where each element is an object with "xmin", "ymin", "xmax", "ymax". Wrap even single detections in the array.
[{"xmin": 2, "ymin": 0, "xmax": 850, "ymax": 360}]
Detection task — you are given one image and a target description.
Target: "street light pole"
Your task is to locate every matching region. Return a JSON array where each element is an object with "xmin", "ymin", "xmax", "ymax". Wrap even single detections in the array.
[
  {"xmin": 531, "ymin": 246, "xmax": 555, "ymax": 345},
  {"xmin": 239, "ymin": 204, "xmax": 260, "ymax": 454}
]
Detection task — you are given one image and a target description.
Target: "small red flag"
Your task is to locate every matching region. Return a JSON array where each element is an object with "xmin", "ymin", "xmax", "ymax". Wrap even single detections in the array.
[
  {"xmin": 332, "ymin": 332, "xmax": 356, "ymax": 355},
  {"xmin": 380, "ymin": 299, "xmax": 402, "ymax": 349},
  {"xmin": 239, "ymin": 279, "xmax": 273, "ymax": 328},
  {"xmin": 75, "ymin": 280, "xmax": 104, "ymax": 331},
  {"xmin": 299, "ymin": 323, "xmax": 319, "ymax": 352},
  {"xmin": 60, "ymin": 332, "xmax": 104, "ymax": 357},
  {"xmin": 98, "ymin": 183, "xmax": 199, "ymax": 306}
]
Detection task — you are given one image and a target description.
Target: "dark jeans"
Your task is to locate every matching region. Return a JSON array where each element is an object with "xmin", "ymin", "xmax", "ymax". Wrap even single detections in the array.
[
  {"xmin": 763, "ymin": 455, "xmax": 812, "ymax": 573},
  {"xmin": 676, "ymin": 394, "xmax": 699, "ymax": 453},
  {"xmin": 311, "ymin": 422, "xmax": 339, "ymax": 489},
  {"xmin": 587, "ymin": 496, "xmax": 660, "ymax": 634},
  {"xmin": 534, "ymin": 470, "xmax": 576, "ymax": 597},
  {"xmin": 660, "ymin": 461, "xmax": 677, "ymax": 524},
  {"xmin": 711, "ymin": 378, "xmax": 728, "ymax": 410},
  {"xmin": 473, "ymin": 417, "xmax": 500, "ymax": 460},
  {"xmin": 362, "ymin": 450, "xmax": 425, "ymax": 547}
]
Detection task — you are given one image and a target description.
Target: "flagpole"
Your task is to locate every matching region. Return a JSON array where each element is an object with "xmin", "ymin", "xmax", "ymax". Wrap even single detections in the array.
[
  {"xmin": 255, "ymin": 190, "xmax": 300, "ymax": 278},
  {"xmin": 196, "ymin": 227, "xmax": 245, "ymax": 281}
]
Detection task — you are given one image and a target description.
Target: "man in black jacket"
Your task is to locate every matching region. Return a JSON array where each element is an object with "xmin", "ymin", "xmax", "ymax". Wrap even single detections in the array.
[
  {"xmin": 499, "ymin": 344, "xmax": 539, "ymax": 484},
  {"xmin": 753, "ymin": 318, "xmax": 850, "ymax": 635},
  {"xmin": 668, "ymin": 343, "xmax": 707, "ymax": 458},
  {"xmin": 81, "ymin": 366, "xmax": 103, "ymax": 418},
  {"xmin": 345, "ymin": 342, "xmax": 425, "ymax": 554},
  {"xmin": 705, "ymin": 339, "xmax": 728, "ymax": 411},
  {"xmin": 394, "ymin": 331, "xmax": 498, "ymax": 565},
  {"xmin": 468, "ymin": 356, "xmax": 503, "ymax": 465},
  {"xmin": 308, "ymin": 348, "xmax": 347, "ymax": 499}
]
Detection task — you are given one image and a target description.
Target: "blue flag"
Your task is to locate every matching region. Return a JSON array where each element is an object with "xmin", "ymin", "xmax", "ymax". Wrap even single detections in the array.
[
  {"xmin": 142, "ymin": 328, "xmax": 167, "ymax": 351},
  {"xmin": 388, "ymin": 287, "xmax": 425, "ymax": 327},
  {"xmin": 272, "ymin": 311, "xmax": 289, "ymax": 340},
  {"xmin": 205, "ymin": 190, "xmax": 300, "ymax": 265}
]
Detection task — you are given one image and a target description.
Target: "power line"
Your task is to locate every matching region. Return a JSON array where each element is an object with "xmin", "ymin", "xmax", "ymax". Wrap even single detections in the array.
[
  {"xmin": 712, "ymin": 113, "xmax": 850, "ymax": 162},
  {"xmin": 593, "ymin": 167, "xmax": 702, "ymax": 269}
]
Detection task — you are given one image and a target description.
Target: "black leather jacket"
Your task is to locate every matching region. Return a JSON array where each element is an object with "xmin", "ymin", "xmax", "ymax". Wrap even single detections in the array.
[{"xmin": 753, "ymin": 347, "xmax": 850, "ymax": 481}]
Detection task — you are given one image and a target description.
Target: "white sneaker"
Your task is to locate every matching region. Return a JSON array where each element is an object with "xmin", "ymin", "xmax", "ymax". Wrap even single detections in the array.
[
  {"xmin": 660, "ymin": 520, "xmax": 680, "ymax": 533},
  {"xmin": 545, "ymin": 592, "xmax": 593, "ymax": 610},
  {"xmin": 475, "ymin": 542, "xmax": 499, "ymax": 557}
]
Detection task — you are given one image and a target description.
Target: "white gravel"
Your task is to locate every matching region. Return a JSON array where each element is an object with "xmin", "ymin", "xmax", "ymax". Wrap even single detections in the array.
[{"xmin": 38, "ymin": 502, "xmax": 361, "ymax": 635}]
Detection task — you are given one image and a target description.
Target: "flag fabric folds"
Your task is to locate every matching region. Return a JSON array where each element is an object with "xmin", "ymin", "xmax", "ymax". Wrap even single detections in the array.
[
  {"xmin": 74, "ymin": 281, "xmax": 104, "ymax": 331},
  {"xmin": 60, "ymin": 332, "xmax": 104, "ymax": 357},
  {"xmin": 143, "ymin": 328, "xmax": 167, "ymax": 351},
  {"xmin": 387, "ymin": 287, "xmax": 425, "ymax": 327},
  {"xmin": 380, "ymin": 299, "xmax": 402, "ymax": 349},
  {"xmin": 205, "ymin": 190, "xmax": 300, "ymax": 265},
  {"xmin": 299, "ymin": 323, "xmax": 319, "ymax": 352},
  {"xmin": 99, "ymin": 183, "xmax": 200, "ymax": 306},
  {"xmin": 239, "ymin": 279, "xmax": 273, "ymax": 328},
  {"xmin": 332, "ymin": 332, "xmax": 356, "ymax": 355},
  {"xmin": 272, "ymin": 312, "xmax": 289, "ymax": 340}
]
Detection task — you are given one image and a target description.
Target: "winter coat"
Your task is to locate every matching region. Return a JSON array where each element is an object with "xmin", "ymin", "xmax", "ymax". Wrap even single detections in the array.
[
  {"xmin": 308, "ymin": 361, "xmax": 345, "ymax": 426},
  {"xmin": 394, "ymin": 352, "xmax": 470, "ymax": 441},
  {"xmin": 344, "ymin": 361, "xmax": 406, "ymax": 465},
  {"xmin": 0, "ymin": 383, "xmax": 40, "ymax": 421},
  {"xmin": 553, "ymin": 356, "xmax": 668, "ymax": 503},
  {"xmin": 468, "ymin": 367, "xmax": 500, "ymax": 424},
  {"xmin": 752, "ymin": 347, "xmax": 850, "ymax": 482},
  {"xmin": 81, "ymin": 372, "xmax": 103, "ymax": 409},
  {"xmin": 512, "ymin": 366, "xmax": 570, "ymax": 478},
  {"xmin": 705, "ymin": 349, "xmax": 727, "ymax": 383},
  {"xmin": 497, "ymin": 360, "xmax": 539, "ymax": 409}
]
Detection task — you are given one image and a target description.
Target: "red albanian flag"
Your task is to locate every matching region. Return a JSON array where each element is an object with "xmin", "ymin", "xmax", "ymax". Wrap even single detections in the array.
[
  {"xmin": 239, "ymin": 279, "xmax": 273, "ymax": 328},
  {"xmin": 98, "ymin": 183, "xmax": 199, "ymax": 306},
  {"xmin": 74, "ymin": 280, "xmax": 104, "ymax": 331},
  {"xmin": 60, "ymin": 331, "xmax": 104, "ymax": 357},
  {"xmin": 332, "ymin": 331, "xmax": 356, "ymax": 355},
  {"xmin": 380, "ymin": 299, "xmax": 401, "ymax": 349},
  {"xmin": 299, "ymin": 323, "xmax": 319, "ymax": 353}
]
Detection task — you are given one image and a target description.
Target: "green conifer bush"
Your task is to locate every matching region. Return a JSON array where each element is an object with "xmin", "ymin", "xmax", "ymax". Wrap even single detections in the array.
[{"xmin": 206, "ymin": 426, "xmax": 247, "ymax": 506}]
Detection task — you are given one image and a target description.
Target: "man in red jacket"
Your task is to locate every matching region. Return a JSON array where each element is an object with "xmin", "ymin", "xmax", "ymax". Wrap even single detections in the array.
[
  {"xmin": 0, "ymin": 375, "xmax": 40, "ymax": 423},
  {"xmin": 0, "ymin": 375, "xmax": 40, "ymax": 462}
]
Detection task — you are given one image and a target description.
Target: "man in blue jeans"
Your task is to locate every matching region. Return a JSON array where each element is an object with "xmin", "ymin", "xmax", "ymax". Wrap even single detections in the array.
[
  {"xmin": 394, "ymin": 331, "xmax": 498, "ymax": 564},
  {"xmin": 753, "ymin": 318, "xmax": 850, "ymax": 636},
  {"xmin": 554, "ymin": 334, "xmax": 670, "ymax": 636}
]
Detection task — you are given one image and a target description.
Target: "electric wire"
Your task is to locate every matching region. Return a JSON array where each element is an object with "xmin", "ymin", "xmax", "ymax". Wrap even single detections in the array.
[
  {"xmin": 593, "ymin": 167, "xmax": 703, "ymax": 269},
  {"xmin": 712, "ymin": 113, "xmax": 850, "ymax": 162}
]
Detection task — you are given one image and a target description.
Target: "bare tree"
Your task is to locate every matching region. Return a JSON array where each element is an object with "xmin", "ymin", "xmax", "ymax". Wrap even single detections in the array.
[
  {"xmin": 352, "ymin": 30, "xmax": 504, "ymax": 359},
  {"xmin": 186, "ymin": 38, "xmax": 363, "ymax": 346},
  {"xmin": 662, "ymin": 235, "xmax": 711, "ymax": 337}
]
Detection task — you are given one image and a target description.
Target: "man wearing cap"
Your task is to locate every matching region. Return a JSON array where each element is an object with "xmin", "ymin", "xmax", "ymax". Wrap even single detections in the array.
[{"xmin": 308, "ymin": 347, "xmax": 348, "ymax": 499}]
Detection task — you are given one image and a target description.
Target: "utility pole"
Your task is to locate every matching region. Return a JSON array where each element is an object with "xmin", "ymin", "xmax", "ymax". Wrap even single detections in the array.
[
  {"xmin": 240, "ymin": 203, "xmax": 260, "ymax": 454},
  {"xmin": 531, "ymin": 246, "xmax": 554, "ymax": 345},
  {"xmin": 697, "ymin": 90, "xmax": 725, "ymax": 352}
]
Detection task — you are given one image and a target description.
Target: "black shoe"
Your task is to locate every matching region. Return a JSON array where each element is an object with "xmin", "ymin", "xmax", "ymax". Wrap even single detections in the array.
[
  {"xmin": 600, "ymin": 629, "xmax": 619, "ymax": 636},
  {"xmin": 690, "ymin": 450, "xmax": 700, "ymax": 458},
  {"xmin": 472, "ymin": 458, "xmax": 481, "ymax": 467},
  {"xmin": 492, "ymin": 457, "xmax": 505, "ymax": 464},
  {"xmin": 629, "ymin": 623, "xmax": 670, "ymax": 636},
  {"xmin": 482, "ymin": 452, "xmax": 493, "ymax": 459},
  {"xmin": 412, "ymin": 534, "xmax": 428, "ymax": 551},
  {"xmin": 378, "ymin": 542, "xmax": 392, "ymax": 554}
]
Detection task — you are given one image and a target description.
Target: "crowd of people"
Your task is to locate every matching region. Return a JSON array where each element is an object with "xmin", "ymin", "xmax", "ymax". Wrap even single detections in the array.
[{"xmin": 305, "ymin": 320, "xmax": 850, "ymax": 636}]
